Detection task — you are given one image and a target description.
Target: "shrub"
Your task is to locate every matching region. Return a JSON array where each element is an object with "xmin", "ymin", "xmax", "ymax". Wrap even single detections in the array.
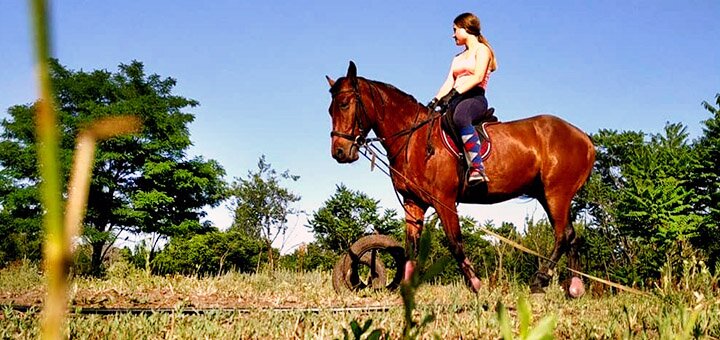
[
  {"xmin": 278, "ymin": 242, "xmax": 338, "ymax": 272},
  {"xmin": 152, "ymin": 230, "xmax": 265, "ymax": 275}
]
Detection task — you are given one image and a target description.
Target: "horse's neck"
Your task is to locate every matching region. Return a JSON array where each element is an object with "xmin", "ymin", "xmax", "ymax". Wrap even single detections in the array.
[
  {"xmin": 374, "ymin": 105, "xmax": 424, "ymax": 139},
  {"xmin": 370, "ymin": 84, "xmax": 426, "ymax": 139},
  {"xmin": 370, "ymin": 87, "xmax": 438, "ymax": 164}
]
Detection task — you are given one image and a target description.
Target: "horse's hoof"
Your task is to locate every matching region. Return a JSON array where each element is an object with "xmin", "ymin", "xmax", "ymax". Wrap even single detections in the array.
[
  {"xmin": 530, "ymin": 285, "xmax": 545, "ymax": 295},
  {"xmin": 403, "ymin": 260, "xmax": 416, "ymax": 282},
  {"xmin": 469, "ymin": 277, "xmax": 482, "ymax": 293},
  {"xmin": 567, "ymin": 277, "xmax": 585, "ymax": 298}
]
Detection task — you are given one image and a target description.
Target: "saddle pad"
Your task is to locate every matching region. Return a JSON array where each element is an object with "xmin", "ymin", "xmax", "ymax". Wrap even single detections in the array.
[{"xmin": 441, "ymin": 123, "xmax": 493, "ymax": 161}]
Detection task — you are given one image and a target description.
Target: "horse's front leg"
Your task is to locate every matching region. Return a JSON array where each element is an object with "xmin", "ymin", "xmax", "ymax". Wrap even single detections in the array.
[
  {"xmin": 435, "ymin": 200, "xmax": 482, "ymax": 293},
  {"xmin": 403, "ymin": 198, "xmax": 427, "ymax": 283}
]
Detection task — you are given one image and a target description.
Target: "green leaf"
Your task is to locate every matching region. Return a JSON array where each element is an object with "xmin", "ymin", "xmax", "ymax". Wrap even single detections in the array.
[
  {"xmin": 350, "ymin": 319, "xmax": 361, "ymax": 337},
  {"xmin": 418, "ymin": 227, "xmax": 433, "ymax": 266},
  {"xmin": 366, "ymin": 329, "xmax": 383, "ymax": 340},
  {"xmin": 496, "ymin": 302, "xmax": 513, "ymax": 340},
  {"xmin": 361, "ymin": 319, "xmax": 373, "ymax": 333},
  {"xmin": 420, "ymin": 256, "xmax": 450, "ymax": 283},
  {"xmin": 517, "ymin": 295, "xmax": 531, "ymax": 338},
  {"xmin": 525, "ymin": 315, "xmax": 557, "ymax": 340},
  {"xmin": 419, "ymin": 313, "xmax": 436, "ymax": 327}
]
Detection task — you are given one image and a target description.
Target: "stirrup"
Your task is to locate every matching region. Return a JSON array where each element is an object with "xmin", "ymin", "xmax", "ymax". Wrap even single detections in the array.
[{"xmin": 468, "ymin": 168, "xmax": 489, "ymax": 184}]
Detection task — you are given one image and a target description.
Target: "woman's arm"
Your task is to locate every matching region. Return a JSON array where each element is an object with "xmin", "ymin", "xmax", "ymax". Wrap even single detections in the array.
[{"xmin": 433, "ymin": 67, "xmax": 455, "ymax": 100}]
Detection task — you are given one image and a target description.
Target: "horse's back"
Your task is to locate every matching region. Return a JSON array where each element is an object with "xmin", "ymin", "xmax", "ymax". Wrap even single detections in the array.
[
  {"xmin": 486, "ymin": 114, "xmax": 595, "ymax": 187},
  {"xmin": 525, "ymin": 114, "xmax": 594, "ymax": 165},
  {"xmin": 492, "ymin": 114, "xmax": 593, "ymax": 151}
]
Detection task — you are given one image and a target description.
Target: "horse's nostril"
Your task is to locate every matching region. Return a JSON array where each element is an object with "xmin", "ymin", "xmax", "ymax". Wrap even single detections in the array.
[{"xmin": 335, "ymin": 148, "xmax": 345, "ymax": 159}]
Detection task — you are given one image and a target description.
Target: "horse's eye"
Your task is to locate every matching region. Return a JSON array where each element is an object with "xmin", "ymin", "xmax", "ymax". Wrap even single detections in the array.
[{"xmin": 339, "ymin": 101, "xmax": 350, "ymax": 110}]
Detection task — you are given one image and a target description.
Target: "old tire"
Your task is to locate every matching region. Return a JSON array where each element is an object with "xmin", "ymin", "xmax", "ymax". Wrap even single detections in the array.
[
  {"xmin": 331, "ymin": 234, "xmax": 406, "ymax": 294},
  {"xmin": 332, "ymin": 251, "xmax": 387, "ymax": 294}
]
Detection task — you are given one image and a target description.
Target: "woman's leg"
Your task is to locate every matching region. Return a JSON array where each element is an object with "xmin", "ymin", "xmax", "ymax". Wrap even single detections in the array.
[{"xmin": 452, "ymin": 96, "xmax": 489, "ymax": 183}]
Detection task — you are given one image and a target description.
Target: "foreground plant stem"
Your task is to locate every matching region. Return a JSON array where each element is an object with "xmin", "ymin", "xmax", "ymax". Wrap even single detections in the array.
[{"xmin": 28, "ymin": 0, "xmax": 65, "ymax": 338}]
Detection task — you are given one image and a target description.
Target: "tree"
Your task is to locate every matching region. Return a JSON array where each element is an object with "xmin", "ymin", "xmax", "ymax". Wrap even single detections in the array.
[
  {"xmin": 617, "ymin": 123, "xmax": 701, "ymax": 243},
  {"xmin": 572, "ymin": 130, "xmax": 645, "ymax": 280},
  {"xmin": 306, "ymin": 184, "xmax": 403, "ymax": 254},
  {"xmin": 228, "ymin": 155, "xmax": 300, "ymax": 270},
  {"xmin": 132, "ymin": 157, "xmax": 228, "ymax": 258},
  {"xmin": 575, "ymin": 129, "xmax": 645, "ymax": 232},
  {"xmin": 693, "ymin": 93, "xmax": 720, "ymax": 269},
  {"xmin": 0, "ymin": 59, "xmax": 227, "ymax": 273},
  {"xmin": 576, "ymin": 123, "xmax": 705, "ymax": 283},
  {"xmin": 419, "ymin": 214, "xmax": 496, "ymax": 283}
]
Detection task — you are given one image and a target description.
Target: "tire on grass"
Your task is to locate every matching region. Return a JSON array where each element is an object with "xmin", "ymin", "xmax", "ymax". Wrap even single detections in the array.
[{"xmin": 331, "ymin": 234, "xmax": 406, "ymax": 294}]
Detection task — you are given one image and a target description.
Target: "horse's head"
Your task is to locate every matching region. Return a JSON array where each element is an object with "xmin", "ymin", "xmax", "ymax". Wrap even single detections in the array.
[{"xmin": 326, "ymin": 61, "xmax": 373, "ymax": 163}]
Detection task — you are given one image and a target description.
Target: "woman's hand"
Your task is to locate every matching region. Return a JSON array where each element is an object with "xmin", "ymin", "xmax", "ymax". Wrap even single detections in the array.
[
  {"xmin": 426, "ymin": 98, "xmax": 439, "ymax": 110},
  {"xmin": 437, "ymin": 88, "xmax": 459, "ymax": 110}
]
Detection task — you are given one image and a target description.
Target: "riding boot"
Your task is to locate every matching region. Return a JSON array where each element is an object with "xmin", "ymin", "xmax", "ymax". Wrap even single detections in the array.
[{"xmin": 460, "ymin": 126, "xmax": 489, "ymax": 184}]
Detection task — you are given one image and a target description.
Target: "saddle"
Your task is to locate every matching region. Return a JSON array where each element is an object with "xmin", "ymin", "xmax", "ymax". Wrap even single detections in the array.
[
  {"xmin": 440, "ymin": 107, "xmax": 499, "ymax": 189},
  {"xmin": 440, "ymin": 107, "xmax": 499, "ymax": 157}
]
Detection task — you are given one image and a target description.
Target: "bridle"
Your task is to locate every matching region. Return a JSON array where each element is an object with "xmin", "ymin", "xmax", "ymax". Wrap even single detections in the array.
[{"xmin": 330, "ymin": 78, "xmax": 373, "ymax": 148}]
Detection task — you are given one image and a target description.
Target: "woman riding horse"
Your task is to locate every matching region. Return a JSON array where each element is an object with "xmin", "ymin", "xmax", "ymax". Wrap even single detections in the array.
[
  {"xmin": 428, "ymin": 12, "xmax": 497, "ymax": 184},
  {"xmin": 327, "ymin": 50, "xmax": 593, "ymax": 298}
]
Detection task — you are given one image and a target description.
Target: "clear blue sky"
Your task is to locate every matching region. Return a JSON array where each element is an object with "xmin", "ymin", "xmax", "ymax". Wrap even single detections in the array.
[{"xmin": 2, "ymin": 1, "xmax": 718, "ymax": 251}]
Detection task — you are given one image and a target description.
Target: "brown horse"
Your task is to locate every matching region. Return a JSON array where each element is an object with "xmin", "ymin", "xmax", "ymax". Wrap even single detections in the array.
[{"xmin": 327, "ymin": 62, "xmax": 595, "ymax": 297}]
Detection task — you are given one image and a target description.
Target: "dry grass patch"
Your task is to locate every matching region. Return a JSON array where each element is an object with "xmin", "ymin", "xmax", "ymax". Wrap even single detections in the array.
[{"xmin": 1, "ymin": 261, "xmax": 719, "ymax": 338}]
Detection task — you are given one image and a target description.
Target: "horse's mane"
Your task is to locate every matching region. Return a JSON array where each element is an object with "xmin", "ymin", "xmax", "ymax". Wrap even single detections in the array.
[
  {"xmin": 330, "ymin": 76, "xmax": 422, "ymax": 106},
  {"xmin": 366, "ymin": 78, "xmax": 421, "ymax": 105}
]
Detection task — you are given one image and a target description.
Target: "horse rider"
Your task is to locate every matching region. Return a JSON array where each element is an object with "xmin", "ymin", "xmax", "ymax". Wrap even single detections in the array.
[{"xmin": 427, "ymin": 12, "xmax": 497, "ymax": 184}]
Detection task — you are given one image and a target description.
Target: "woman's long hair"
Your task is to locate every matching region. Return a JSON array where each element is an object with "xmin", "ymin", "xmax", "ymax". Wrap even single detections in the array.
[{"xmin": 454, "ymin": 12, "xmax": 497, "ymax": 72}]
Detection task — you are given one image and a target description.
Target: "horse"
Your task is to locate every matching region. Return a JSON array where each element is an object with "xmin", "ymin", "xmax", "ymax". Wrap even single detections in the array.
[{"xmin": 326, "ymin": 62, "xmax": 595, "ymax": 297}]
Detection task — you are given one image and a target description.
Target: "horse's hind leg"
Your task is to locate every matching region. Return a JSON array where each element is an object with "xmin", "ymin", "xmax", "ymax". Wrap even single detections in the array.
[
  {"xmin": 530, "ymin": 192, "xmax": 585, "ymax": 297},
  {"xmin": 565, "ymin": 225, "xmax": 585, "ymax": 297},
  {"xmin": 435, "ymin": 201, "xmax": 482, "ymax": 292}
]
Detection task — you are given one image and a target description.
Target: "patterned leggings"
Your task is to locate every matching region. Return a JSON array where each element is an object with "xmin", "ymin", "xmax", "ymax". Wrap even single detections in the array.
[{"xmin": 448, "ymin": 87, "xmax": 489, "ymax": 170}]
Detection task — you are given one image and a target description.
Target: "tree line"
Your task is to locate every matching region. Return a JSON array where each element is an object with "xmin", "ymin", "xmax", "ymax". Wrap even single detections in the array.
[{"xmin": 1, "ymin": 60, "xmax": 718, "ymax": 287}]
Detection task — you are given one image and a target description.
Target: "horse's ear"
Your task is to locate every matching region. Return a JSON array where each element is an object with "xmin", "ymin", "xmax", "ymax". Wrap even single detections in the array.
[
  {"xmin": 346, "ymin": 61, "xmax": 357, "ymax": 79},
  {"xmin": 325, "ymin": 75, "xmax": 335, "ymax": 87}
]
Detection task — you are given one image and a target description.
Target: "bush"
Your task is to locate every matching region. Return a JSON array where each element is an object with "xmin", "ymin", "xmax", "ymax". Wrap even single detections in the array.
[
  {"xmin": 71, "ymin": 244, "xmax": 124, "ymax": 276},
  {"xmin": 278, "ymin": 242, "xmax": 339, "ymax": 272},
  {"xmin": 152, "ymin": 230, "xmax": 265, "ymax": 275},
  {"xmin": 0, "ymin": 226, "xmax": 42, "ymax": 267}
]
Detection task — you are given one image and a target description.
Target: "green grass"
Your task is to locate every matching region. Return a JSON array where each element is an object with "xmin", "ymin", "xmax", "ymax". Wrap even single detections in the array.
[{"xmin": 1, "ymin": 261, "xmax": 719, "ymax": 339}]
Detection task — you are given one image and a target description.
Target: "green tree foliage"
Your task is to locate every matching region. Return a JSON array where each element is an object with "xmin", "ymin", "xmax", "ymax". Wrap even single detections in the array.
[
  {"xmin": 693, "ymin": 93, "xmax": 720, "ymax": 268},
  {"xmin": 575, "ymin": 129, "xmax": 645, "ymax": 231},
  {"xmin": 468, "ymin": 217, "xmax": 557, "ymax": 284},
  {"xmin": 151, "ymin": 230, "xmax": 265, "ymax": 275},
  {"xmin": 0, "ymin": 59, "xmax": 227, "ymax": 272},
  {"xmin": 228, "ymin": 155, "xmax": 300, "ymax": 270},
  {"xmin": 306, "ymin": 184, "xmax": 403, "ymax": 254},
  {"xmin": 578, "ymin": 122, "xmax": 706, "ymax": 283},
  {"xmin": 0, "ymin": 172, "xmax": 42, "ymax": 263},
  {"xmin": 617, "ymin": 123, "xmax": 701, "ymax": 243}
]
